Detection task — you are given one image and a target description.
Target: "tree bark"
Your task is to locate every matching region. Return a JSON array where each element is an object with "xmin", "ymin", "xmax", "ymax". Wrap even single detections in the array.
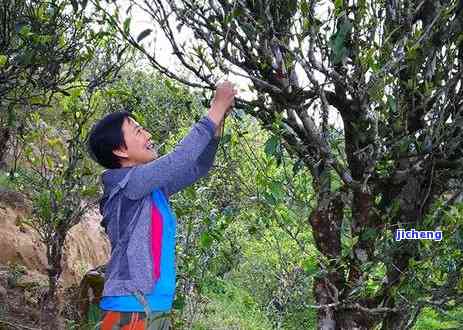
[
  {"xmin": 310, "ymin": 193, "xmax": 345, "ymax": 330},
  {"xmin": 40, "ymin": 233, "xmax": 66, "ymax": 327},
  {"xmin": 0, "ymin": 126, "xmax": 10, "ymax": 166}
]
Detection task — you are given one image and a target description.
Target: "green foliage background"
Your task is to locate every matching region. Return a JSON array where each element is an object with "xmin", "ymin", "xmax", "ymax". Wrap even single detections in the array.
[{"xmin": 1, "ymin": 0, "xmax": 463, "ymax": 327}]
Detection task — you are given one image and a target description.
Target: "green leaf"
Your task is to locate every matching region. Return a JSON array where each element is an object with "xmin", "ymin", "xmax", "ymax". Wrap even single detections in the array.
[
  {"xmin": 200, "ymin": 232, "xmax": 213, "ymax": 248},
  {"xmin": 81, "ymin": 186, "xmax": 99, "ymax": 198},
  {"xmin": 19, "ymin": 25, "xmax": 32, "ymax": 37},
  {"xmin": 270, "ymin": 182, "xmax": 284, "ymax": 201},
  {"xmin": 329, "ymin": 19, "xmax": 352, "ymax": 64},
  {"xmin": 387, "ymin": 95, "xmax": 396, "ymax": 113},
  {"xmin": 334, "ymin": 0, "xmax": 343, "ymax": 15},
  {"xmin": 0, "ymin": 55, "xmax": 7, "ymax": 67},
  {"xmin": 263, "ymin": 191, "xmax": 277, "ymax": 206},
  {"xmin": 232, "ymin": 7, "xmax": 243, "ymax": 18},
  {"xmin": 264, "ymin": 135, "xmax": 279, "ymax": 156},
  {"xmin": 136, "ymin": 29, "xmax": 152, "ymax": 43},
  {"xmin": 303, "ymin": 256, "xmax": 318, "ymax": 275},
  {"xmin": 300, "ymin": 0, "xmax": 309, "ymax": 15},
  {"xmin": 360, "ymin": 228, "xmax": 378, "ymax": 241},
  {"xmin": 123, "ymin": 17, "xmax": 131, "ymax": 34}
]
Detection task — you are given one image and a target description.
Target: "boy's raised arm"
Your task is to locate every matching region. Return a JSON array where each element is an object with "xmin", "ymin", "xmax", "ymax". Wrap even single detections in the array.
[
  {"xmin": 163, "ymin": 132, "xmax": 220, "ymax": 197},
  {"xmin": 122, "ymin": 81, "xmax": 236, "ymax": 200}
]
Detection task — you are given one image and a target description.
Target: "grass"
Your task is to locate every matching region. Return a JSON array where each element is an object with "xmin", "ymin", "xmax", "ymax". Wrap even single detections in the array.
[
  {"xmin": 191, "ymin": 281, "xmax": 274, "ymax": 330},
  {"xmin": 413, "ymin": 307, "xmax": 463, "ymax": 330}
]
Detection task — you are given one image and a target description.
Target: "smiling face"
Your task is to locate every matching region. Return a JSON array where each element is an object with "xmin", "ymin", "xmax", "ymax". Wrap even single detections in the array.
[{"xmin": 112, "ymin": 117, "xmax": 158, "ymax": 167}]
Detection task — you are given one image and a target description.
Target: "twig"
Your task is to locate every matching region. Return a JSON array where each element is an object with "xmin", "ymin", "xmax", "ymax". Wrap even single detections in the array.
[
  {"xmin": 307, "ymin": 302, "xmax": 398, "ymax": 315},
  {"xmin": 0, "ymin": 319, "xmax": 40, "ymax": 330}
]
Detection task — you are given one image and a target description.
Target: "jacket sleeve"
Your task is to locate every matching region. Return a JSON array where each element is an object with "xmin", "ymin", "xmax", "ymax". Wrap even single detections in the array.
[
  {"xmin": 164, "ymin": 136, "xmax": 220, "ymax": 197},
  {"xmin": 122, "ymin": 116, "xmax": 217, "ymax": 200}
]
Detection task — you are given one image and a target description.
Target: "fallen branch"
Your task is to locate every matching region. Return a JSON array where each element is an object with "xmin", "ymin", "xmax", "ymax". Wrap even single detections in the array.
[{"xmin": 0, "ymin": 319, "xmax": 41, "ymax": 330}]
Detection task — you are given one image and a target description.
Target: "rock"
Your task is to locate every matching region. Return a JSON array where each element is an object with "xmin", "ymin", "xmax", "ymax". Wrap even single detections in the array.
[
  {"xmin": 61, "ymin": 207, "xmax": 110, "ymax": 286},
  {"xmin": 0, "ymin": 201, "xmax": 110, "ymax": 288},
  {"xmin": 0, "ymin": 206, "xmax": 49, "ymax": 277},
  {"xmin": 0, "ymin": 189, "xmax": 32, "ymax": 214}
]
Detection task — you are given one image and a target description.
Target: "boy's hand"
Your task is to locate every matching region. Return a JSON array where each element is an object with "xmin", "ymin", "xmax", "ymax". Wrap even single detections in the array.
[{"xmin": 208, "ymin": 81, "xmax": 237, "ymax": 127}]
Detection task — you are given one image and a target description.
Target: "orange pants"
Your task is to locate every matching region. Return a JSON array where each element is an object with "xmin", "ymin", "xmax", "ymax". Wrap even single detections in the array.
[{"xmin": 100, "ymin": 311, "xmax": 171, "ymax": 330}]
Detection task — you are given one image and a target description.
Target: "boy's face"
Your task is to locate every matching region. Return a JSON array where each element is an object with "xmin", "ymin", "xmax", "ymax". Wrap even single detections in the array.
[{"xmin": 112, "ymin": 117, "xmax": 158, "ymax": 167}]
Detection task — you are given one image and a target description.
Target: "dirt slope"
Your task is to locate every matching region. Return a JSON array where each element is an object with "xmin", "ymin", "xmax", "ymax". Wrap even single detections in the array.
[{"xmin": 0, "ymin": 190, "xmax": 110, "ymax": 288}]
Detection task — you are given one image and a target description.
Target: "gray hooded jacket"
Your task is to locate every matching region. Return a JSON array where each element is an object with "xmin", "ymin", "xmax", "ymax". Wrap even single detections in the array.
[{"xmin": 99, "ymin": 116, "xmax": 218, "ymax": 297}]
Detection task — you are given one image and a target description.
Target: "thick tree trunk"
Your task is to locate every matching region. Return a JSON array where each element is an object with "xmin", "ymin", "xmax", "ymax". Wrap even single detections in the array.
[
  {"xmin": 310, "ymin": 194, "xmax": 347, "ymax": 330},
  {"xmin": 310, "ymin": 188, "xmax": 388, "ymax": 329}
]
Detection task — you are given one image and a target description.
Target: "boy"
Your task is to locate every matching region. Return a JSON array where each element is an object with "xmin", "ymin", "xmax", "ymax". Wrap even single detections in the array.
[{"xmin": 87, "ymin": 81, "xmax": 236, "ymax": 329}]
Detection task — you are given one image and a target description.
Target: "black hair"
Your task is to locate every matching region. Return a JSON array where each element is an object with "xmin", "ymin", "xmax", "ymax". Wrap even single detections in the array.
[{"xmin": 87, "ymin": 111, "xmax": 134, "ymax": 169}]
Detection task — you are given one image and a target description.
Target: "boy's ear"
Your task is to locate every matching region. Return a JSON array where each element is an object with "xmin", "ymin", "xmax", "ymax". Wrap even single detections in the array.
[{"xmin": 112, "ymin": 147, "xmax": 128, "ymax": 159}]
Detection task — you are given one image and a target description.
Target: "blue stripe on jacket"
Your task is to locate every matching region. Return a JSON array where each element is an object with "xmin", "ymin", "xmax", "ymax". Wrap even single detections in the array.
[{"xmin": 99, "ymin": 189, "xmax": 176, "ymax": 312}]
